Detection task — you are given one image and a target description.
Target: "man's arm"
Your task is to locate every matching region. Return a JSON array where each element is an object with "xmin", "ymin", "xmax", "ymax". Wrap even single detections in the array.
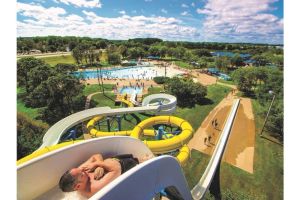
[
  {"xmin": 79, "ymin": 154, "xmax": 104, "ymax": 170},
  {"xmin": 89, "ymin": 170, "xmax": 120, "ymax": 197}
]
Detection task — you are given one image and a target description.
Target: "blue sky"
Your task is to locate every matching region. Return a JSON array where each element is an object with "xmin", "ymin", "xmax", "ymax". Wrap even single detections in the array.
[{"xmin": 17, "ymin": 0, "xmax": 283, "ymax": 44}]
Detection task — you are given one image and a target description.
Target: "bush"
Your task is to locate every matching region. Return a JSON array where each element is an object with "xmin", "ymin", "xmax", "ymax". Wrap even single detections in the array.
[
  {"xmin": 153, "ymin": 76, "xmax": 170, "ymax": 84},
  {"xmin": 165, "ymin": 77, "xmax": 207, "ymax": 107},
  {"xmin": 17, "ymin": 112, "xmax": 49, "ymax": 160}
]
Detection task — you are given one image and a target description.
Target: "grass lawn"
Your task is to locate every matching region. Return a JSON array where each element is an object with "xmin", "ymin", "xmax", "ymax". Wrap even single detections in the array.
[
  {"xmin": 217, "ymin": 79, "xmax": 235, "ymax": 85},
  {"xmin": 83, "ymin": 84, "xmax": 115, "ymax": 96},
  {"xmin": 39, "ymin": 53, "xmax": 111, "ymax": 67},
  {"xmin": 174, "ymin": 61, "xmax": 193, "ymax": 69},
  {"xmin": 146, "ymin": 86, "xmax": 164, "ymax": 95},
  {"xmin": 39, "ymin": 55, "xmax": 76, "ymax": 66},
  {"xmin": 17, "ymin": 87, "xmax": 40, "ymax": 119}
]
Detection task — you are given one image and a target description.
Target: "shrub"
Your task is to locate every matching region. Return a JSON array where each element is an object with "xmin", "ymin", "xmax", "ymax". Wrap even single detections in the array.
[
  {"xmin": 165, "ymin": 77, "xmax": 207, "ymax": 107},
  {"xmin": 153, "ymin": 76, "xmax": 170, "ymax": 84}
]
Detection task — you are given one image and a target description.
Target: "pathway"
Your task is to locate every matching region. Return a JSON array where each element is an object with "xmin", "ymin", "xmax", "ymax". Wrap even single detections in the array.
[{"xmin": 188, "ymin": 90, "xmax": 256, "ymax": 173}]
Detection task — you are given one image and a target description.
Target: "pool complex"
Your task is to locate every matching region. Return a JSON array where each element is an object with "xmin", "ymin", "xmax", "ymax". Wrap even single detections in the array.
[{"xmin": 72, "ymin": 66, "xmax": 184, "ymax": 80}]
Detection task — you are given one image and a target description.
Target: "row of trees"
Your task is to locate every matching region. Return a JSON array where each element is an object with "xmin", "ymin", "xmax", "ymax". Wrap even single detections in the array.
[
  {"xmin": 17, "ymin": 36, "xmax": 282, "ymax": 54},
  {"xmin": 232, "ymin": 67, "xmax": 283, "ymax": 138}
]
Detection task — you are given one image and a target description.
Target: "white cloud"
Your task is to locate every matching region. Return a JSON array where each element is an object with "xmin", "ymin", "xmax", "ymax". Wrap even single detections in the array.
[
  {"xmin": 17, "ymin": 5, "xmax": 199, "ymax": 41},
  {"xmin": 181, "ymin": 11, "xmax": 189, "ymax": 16},
  {"xmin": 17, "ymin": 2, "xmax": 86, "ymax": 27},
  {"xmin": 119, "ymin": 10, "xmax": 126, "ymax": 15},
  {"xmin": 197, "ymin": 0, "xmax": 283, "ymax": 43},
  {"xmin": 191, "ymin": 2, "xmax": 195, "ymax": 7},
  {"xmin": 54, "ymin": 0, "xmax": 102, "ymax": 8},
  {"xmin": 181, "ymin": 4, "xmax": 189, "ymax": 8},
  {"xmin": 161, "ymin": 9, "xmax": 168, "ymax": 14}
]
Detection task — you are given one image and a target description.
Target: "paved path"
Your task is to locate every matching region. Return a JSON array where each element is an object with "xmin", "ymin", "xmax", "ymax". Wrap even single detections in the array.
[{"xmin": 188, "ymin": 90, "xmax": 256, "ymax": 173}]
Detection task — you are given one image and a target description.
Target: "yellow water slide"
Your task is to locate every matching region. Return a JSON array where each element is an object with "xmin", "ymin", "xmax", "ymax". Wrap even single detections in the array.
[{"xmin": 87, "ymin": 115, "xmax": 193, "ymax": 165}]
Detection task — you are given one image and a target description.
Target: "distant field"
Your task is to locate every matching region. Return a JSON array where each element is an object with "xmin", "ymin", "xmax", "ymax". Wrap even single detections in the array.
[
  {"xmin": 39, "ymin": 55, "xmax": 76, "ymax": 66},
  {"xmin": 38, "ymin": 52, "xmax": 110, "ymax": 67}
]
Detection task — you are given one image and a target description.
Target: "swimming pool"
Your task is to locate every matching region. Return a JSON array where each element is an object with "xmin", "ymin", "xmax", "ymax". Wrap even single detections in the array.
[
  {"xmin": 119, "ymin": 87, "xmax": 143, "ymax": 95},
  {"xmin": 72, "ymin": 66, "xmax": 184, "ymax": 80},
  {"xmin": 218, "ymin": 73, "xmax": 231, "ymax": 81}
]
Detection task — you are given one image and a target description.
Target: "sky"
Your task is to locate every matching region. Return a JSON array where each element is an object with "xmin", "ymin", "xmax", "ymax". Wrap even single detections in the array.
[{"xmin": 17, "ymin": 0, "xmax": 283, "ymax": 44}]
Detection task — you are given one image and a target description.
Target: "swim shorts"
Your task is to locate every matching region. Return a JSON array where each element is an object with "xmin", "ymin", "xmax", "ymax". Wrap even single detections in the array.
[{"xmin": 113, "ymin": 154, "xmax": 139, "ymax": 174}]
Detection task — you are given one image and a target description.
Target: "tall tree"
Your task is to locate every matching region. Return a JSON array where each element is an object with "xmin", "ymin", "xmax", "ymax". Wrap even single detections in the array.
[{"xmin": 17, "ymin": 57, "xmax": 46, "ymax": 93}]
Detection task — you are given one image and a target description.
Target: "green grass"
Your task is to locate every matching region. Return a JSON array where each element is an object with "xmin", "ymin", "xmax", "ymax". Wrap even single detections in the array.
[
  {"xmin": 92, "ymin": 92, "xmax": 117, "ymax": 108},
  {"xmin": 39, "ymin": 55, "xmax": 76, "ymax": 66},
  {"xmin": 83, "ymin": 84, "xmax": 115, "ymax": 96},
  {"xmin": 147, "ymin": 86, "xmax": 163, "ymax": 95},
  {"xmin": 17, "ymin": 100, "xmax": 40, "ymax": 119},
  {"xmin": 17, "ymin": 87, "xmax": 40, "ymax": 119},
  {"xmin": 174, "ymin": 61, "xmax": 192, "ymax": 69},
  {"xmin": 217, "ymin": 79, "xmax": 235, "ymax": 85}
]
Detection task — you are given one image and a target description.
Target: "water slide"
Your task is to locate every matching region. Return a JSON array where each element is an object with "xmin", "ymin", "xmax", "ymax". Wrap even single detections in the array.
[{"xmin": 17, "ymin": 99, "xmax": 241, "ymax": 200}]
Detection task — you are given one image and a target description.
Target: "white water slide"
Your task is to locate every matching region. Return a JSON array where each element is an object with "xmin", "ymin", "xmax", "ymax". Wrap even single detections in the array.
[
  {"xmin": 40, "ymin": 94, "xmax": 177, "ymax": 149},
  {"xmin": 18, "ymin": 99, "xmax": 240, "ymax": 200}
]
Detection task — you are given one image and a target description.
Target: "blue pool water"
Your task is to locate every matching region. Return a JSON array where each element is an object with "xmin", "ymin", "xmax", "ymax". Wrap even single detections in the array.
[
  {"xmin": 119, "ymin": 87, "xmax": 143, "ymax": 95},
  {"xmin": 72, "ymin": 66, "xmax": 174, "ymax": 80},
  {"xmin": 218, "ymin": 73, "xmax": 231, "ymax": 81}
]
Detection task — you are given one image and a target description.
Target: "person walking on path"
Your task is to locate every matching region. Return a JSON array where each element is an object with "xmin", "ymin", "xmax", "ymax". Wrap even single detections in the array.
[{"xmin": 208, "ymin": 135, "xmax": 212, "ymax": 144}]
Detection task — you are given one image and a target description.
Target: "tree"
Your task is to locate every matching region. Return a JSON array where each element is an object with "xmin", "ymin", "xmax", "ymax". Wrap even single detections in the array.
[
  {"xmin": 252, "ymin": 54, "xmax": 269, "ymax": 66},
  {"xmin": 232, "ymin": 67, "xmax": 258, "ymax": 95},
  {"xmin": 72, "ymin": 46, "xmax": 83, "ymax": 65},
  {"xmin": 149, "ymin": 46, "xmax": 161, "ymax": 57},
  {"xmin": 165, "ymin": 77, "xmax": 207, "ymax": 107},
  {"xmin": 215, "ymin": 56, "xmax": 231, "ymax": 72},
  {"xmin": 107, "ymin": 52, "xmax": 121, "ymax": 65},
  {"xmin": 17, "ymin": 57, "xmax": 47, "ymax": 93},
  {"xmin": 34, "ymin": 74, "xmax": 85, "ymax": 124},
  {"xmin": 118, "ymin": 45, "xmax": 128, "ymax": 58},
  {"xmin": 231, "ymin": 54, "xmax": 244, "ymax": 67},
  {"xmin": 128, "ymin": 47, "xmax": 145, "ymax": 59},
  {"xmin": 55, "ymin": 63, "xmax": 78, "ymax": 73},
  {"xmin": 193, "ymin": 49, "xmax": 212, "ymax": 57}
]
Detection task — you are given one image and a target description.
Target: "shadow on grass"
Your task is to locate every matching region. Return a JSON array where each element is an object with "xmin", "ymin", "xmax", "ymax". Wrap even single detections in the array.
[
  {"xmin": 261, "ymin": 135, "xmax": 283, "ymax": 146},
  {"xmin": 177, "ymin": 97, "xmax": 214, "ymax": 108}
]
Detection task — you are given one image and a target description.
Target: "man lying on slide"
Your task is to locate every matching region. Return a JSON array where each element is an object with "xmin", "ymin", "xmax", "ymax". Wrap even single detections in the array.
[{"xmin": 59, "ymin": 153, "xmax": 151, "ymax": 198}]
